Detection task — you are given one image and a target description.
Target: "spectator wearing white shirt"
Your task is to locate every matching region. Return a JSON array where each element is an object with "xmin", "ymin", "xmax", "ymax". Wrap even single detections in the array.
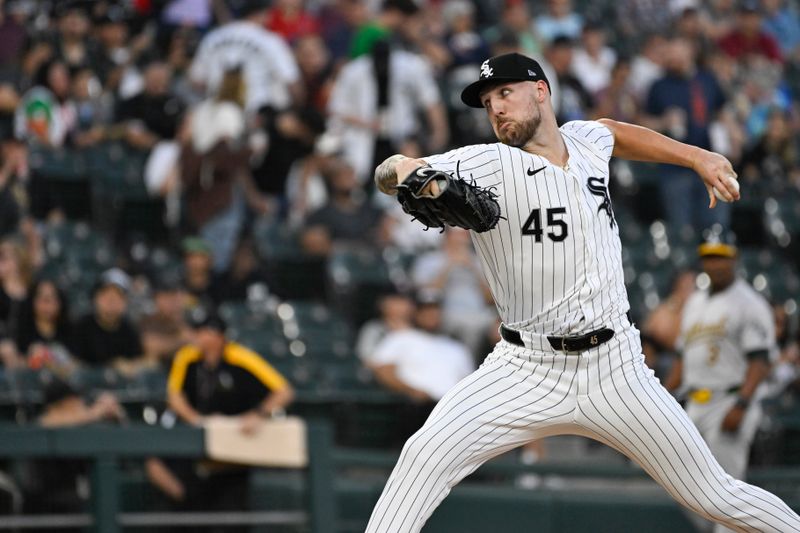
[
  {"xmin": 189, "ymin": 0, "xmax": 301, "ymax": 114},
  {"xmin": 355, "ymin": 291, "xmax": 415, "ymax": 362},
  {"xmin": 363, "ymin": 294, "xmax": 474, "ymax": 403},
  {"xmin": 629, "ymin": 33, "xmax": 667, "ymax": 104},
  {"xmin": 411, "ymin": 228, "xmax": 495, "ymax": 355},
  {"xmin": 327, "ymin": 40, "xmax": 448, "ymax": 184},
  {"xmin": 570, "ymin": 22, "xmax": 617, "ymax": 96}
]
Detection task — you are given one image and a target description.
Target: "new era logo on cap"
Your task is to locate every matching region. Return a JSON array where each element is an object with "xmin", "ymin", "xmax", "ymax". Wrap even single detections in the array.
[{"xmin": 461, "ymin": 53, "xmax": 551, "ymax": 108}]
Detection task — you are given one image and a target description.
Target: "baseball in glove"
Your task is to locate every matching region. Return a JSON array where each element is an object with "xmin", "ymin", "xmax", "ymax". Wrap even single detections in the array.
[{"xmin": 395, "ymin": 162, "xmax": 501, "ymax": 233}]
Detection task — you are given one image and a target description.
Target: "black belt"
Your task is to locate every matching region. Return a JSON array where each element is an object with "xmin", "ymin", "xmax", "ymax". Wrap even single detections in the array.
[{"xmin": 500, "ymin": 324, "xmax": 615, "ymax": 353}]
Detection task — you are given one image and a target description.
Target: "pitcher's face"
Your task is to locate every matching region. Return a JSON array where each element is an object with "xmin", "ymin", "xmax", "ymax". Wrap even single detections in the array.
[{"xmin": 481, "ymin": 81, "xmax": 544, "ymax": 148}]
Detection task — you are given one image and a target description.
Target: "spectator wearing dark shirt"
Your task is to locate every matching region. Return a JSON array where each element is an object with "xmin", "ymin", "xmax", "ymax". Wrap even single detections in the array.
[
  {"xmin": 180, "ymin": 237, "xmax": 219, "ymax": 311},
  {"xmin": 718, "ymin": 1, "xmax": 783, "ymax": 64},
  {"xmin": 114, "ymin": 61, "xmax": 184, "ymax": 151},
  {"xmin": 149, "ymin": 311, "xmax": 293, "ymax": 529},
  {"xmin": 301, "ymin": 158, "xmax": 385, "ymax": 256},
  {"xmin": 72, "ymin": 268, "xmax": 142, "ymax": 366},
  {"xmin": 15, "ymin": 278, "xmax": 72, "ymax": 356},
  {"xmin": 545, "ymin": 35, "xmax": 594, "ymax": 124},
  {"xmin": 645, "ymin": 37, "xmax": 728, "ymax": 231}
]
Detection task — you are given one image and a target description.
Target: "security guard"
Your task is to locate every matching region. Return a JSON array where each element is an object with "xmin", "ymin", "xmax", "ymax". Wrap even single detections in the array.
[{"xmin": 160, "ymin": 311, "xmax": 293, "ymax": 531}]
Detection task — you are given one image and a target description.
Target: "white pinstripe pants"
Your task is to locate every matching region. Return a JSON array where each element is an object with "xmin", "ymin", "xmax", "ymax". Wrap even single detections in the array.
[{"xmin": 366, "ymin": 319, "xmax": 800, "ymax": 533}]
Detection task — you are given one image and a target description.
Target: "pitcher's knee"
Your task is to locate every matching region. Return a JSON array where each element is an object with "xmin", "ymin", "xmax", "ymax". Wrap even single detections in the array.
[{"xmin": 399, "ymin": 431, "xmax": 453, "ymax": 478}]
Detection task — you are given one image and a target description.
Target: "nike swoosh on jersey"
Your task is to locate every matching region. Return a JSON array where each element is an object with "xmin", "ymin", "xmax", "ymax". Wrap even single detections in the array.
[{"xmin": 527, "ymin": 166, "xmax": 545, "ymax": 176}]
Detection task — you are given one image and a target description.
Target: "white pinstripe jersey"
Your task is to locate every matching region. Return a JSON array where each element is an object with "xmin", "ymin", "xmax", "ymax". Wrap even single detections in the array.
[{"xmin": 424, "ymin": 120, "xmax": 628, "ymax": 336}]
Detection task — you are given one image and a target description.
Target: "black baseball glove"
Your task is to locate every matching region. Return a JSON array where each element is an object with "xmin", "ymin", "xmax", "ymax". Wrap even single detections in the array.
[{"xmin": 396, "ymin": 164, "xmax": 501, "ymax": 233}]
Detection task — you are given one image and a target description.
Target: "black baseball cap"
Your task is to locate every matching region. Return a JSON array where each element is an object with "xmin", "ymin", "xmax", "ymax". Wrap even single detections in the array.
[
  {"xmin": 188, "ymin": 309, "xmax": 227, "ymax": 333},
  {"xmin": 461, "ymin": 53, "xmax": 551, "ymax": 109}
]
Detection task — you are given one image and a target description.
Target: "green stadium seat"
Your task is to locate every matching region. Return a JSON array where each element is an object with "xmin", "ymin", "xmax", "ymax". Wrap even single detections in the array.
[
  {"xmin": 29, "ymin": 146, "xmax": 89, "ymax": 182},
  {"xmin": 253, "ymin": 219, "xmax": 327, "ymax": 300}
]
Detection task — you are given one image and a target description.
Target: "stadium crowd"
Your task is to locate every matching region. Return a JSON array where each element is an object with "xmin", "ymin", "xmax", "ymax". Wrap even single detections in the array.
[{"xmin": 1, "ymin": 0, "xmax": 800, "ymax": 522}]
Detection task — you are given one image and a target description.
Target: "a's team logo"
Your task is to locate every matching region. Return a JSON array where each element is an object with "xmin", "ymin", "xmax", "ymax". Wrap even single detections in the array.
[
  {"xmin": 587, "ymin": 177, "xmax": 615, "ymax": 228},
  {"xmin": 480, "ymin": 60, "xmax": 494, "ymax": 78}
]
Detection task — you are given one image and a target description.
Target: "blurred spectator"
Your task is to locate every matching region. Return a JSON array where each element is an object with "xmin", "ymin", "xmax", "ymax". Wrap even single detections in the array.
[
  {"xmin": 0, "ymin": 134, "xmax": 28, "ymax": 237},
  {"xmin": 114, "ymin": 61, "xmax": 184, "ymax": 151},
  {"xmin": 571, "ymin": 22, "xmax": 616, "ymax": 96},
  {"xmin": 181, "ymin": 67, "xmax": 260, "ymax": 272},
  {"xmin": 546, "ymin": 35, "xmax": 593, "ymax": 123},
  {"xmin": 629, "ymin": 33, "xmax": 666, "ymax": 104},
  {"xmin": 411, "ymin": 228, "xmax": 495, "ymax": 355},
  {"xmin": 0, "ymin": 0, "xmax": 30, "ymax": 83},
  {"xmin": 442, "ymin": 0, "xmax": 491, "ymax": 69},
  {"xmin": 293, "ymin": 34, "xmax": 335, "ymax": 114},
  {"xmin": 301, "ymin": 158, "xmax": 387, "ymax": 256},
  {"xmin": 266, "ymin": 0, "xmax": 320, "ymax": 43},
  {"xmin": 210, "ymin": 237, "xmax": 267, "ymax": 303},
  {"xmin": 24, "ymin": 379, "xmax": 125, "ymax": 516},
  {"xmin": 160, "ymin": 0, "xmax": 222, "ymax": 34},
  {"xmin": 251, "ymin": 106, "xmax": 325, "ymax": 209},
  {"xmin": 116, "ymin": 277, "xmax": 189, "ymax": 377},
  {"xmin": 153, "ymin": 312, "xmax": 294, "ymax": 528},
  {"xmin": 718, "ymin": 0, "xmax": 783, "ymax": 64},
  {"xmin": 0, "ymin": 237, "xmax": 31, "ymax": 340},
  {"xmin": 592, "ymin": 58, "xmax": 638, "ymax": 123},
  {"xmin": 318, "ymin": 0, "xmax": 370, "ymax": 65},
  {"xmin": 328, "ymin": 40, "xmax": 447, "ymax": 184},
  {"xmin": 355, "ymin": 291, "xmax": 415, "ymax": 361},
  {"xmin": 15, "ymin": 278, "xmax": 72, "ymax": 356},
  {"xmin": 180, "ymin": 237, "xmax": 218, "ymax": 310},
  {"xmin": 349, "ymin": 0, "xmax": 419, "ymax": 58},
  {"xmin": 641, "ymin": 269, "xmax": 697, "ymax": 375},
  {"xmin": 738, "ymin": 107, "xmax": 800, "ymax": 187},
  {"xmin": 702, "ymin": 0, "xmax": 739, "ymax": 41},
  {"xmin": 70, "ymin": 68, "xmax": 110, "ymax": 148},
  {"xmin": 91, "ymin": 6, "xmax": 132, "ymax": 89},
  {"xmin": 71, "ymin": 268, "xmax": 142, "ymax": 366},
  {"xmin": 762, "ymin": 0, "xmax": 800, "ymax": 59},
  {"xmin": 49, "ymin": 2, "xmax": 97, "ymax": 73},
  {"xmin": 645, "ymin": 37, "xmax": 728, "ymax": 231},
  {"xmin": 616, "ymin": 0, "xmax": 674, "ymax": 42},
  {"xmin": 15, "ymin": 59, "xmax": 76, "ymax": 147},
  {"xmin": 738, "ymin": 61, "xmax": 792, "ymax": 139},
  {"xmin": 189, "ymin": 0, "xmax": 301, "ymax": 113},
  {"xmin": 484, "ymin": 0, "xmax": 541, "ymax": 59},
  {"xmin": 675, "ymin": 7, "xmax": 716, "ymax": 62},
  {"xmin": 363, "ymin": 293, "xmax": 473, "ymax": 403},
  {"xmin": 148, "ymin": 278, "xmax": 190, "ymax": 335},
  {"xmin": 362, "ymin": 293, "xmax": 473, "ymax": 441},
  {"xmin": 535, "ymin": 0, "xmax": 583, "ymax": 44}
]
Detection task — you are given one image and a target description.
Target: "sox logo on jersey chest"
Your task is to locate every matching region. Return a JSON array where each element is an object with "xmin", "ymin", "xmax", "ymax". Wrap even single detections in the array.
[{"xmin": 587, "ymin": 176, "xmax": 616, "ymax": 228}]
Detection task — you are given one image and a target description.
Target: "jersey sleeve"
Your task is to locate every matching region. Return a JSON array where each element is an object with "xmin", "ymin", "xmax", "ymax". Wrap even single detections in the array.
[
  {"xmin": 740, "ymin": 296, "xmax": 776, "ymax": 357},
  {"xmin": 561, "ymin": 120, "xmax": 615, "ymax": 163},
  {"xmin": 423, "ymin": 144, "xmax": 500, "ymax": 182}
]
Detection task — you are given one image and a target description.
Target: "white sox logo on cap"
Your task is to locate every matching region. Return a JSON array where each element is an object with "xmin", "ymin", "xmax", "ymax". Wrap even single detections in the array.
[{"xmin": 480, "ymin": 60, "xmax": 493, "ymax": 78}]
